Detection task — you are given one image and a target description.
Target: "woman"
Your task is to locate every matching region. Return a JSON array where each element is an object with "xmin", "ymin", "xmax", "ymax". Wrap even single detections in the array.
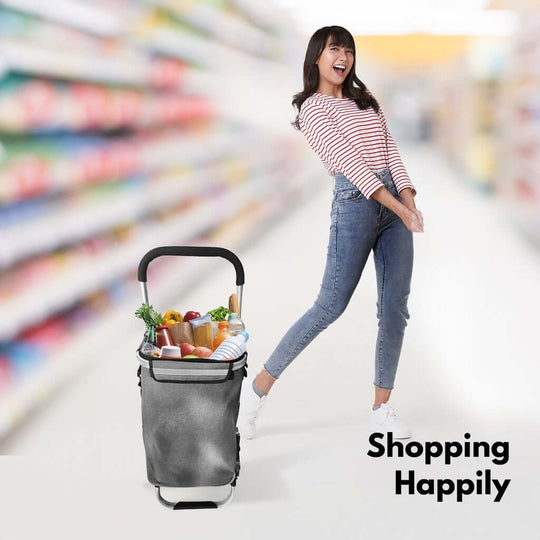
[{"xmin": 239, "ymin": 25, "xmax": 424, "ymax": 440}]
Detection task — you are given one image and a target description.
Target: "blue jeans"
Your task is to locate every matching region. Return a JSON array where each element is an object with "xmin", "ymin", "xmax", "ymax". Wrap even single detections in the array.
[{"xmin": 264, "ymin": 168, "xmax": 413, "ymax": 389}]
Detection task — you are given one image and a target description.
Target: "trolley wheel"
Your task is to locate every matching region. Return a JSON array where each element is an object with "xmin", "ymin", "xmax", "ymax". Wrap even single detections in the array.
[{"xmin": 155, "ymin": 484, "xmax": 235, "ymax": 510}]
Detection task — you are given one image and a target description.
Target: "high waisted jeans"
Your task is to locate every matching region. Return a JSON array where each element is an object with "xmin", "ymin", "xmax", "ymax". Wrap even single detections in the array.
[{"xmin": 264, "ymin": 167, "xmax": 413, "ymax": 390}]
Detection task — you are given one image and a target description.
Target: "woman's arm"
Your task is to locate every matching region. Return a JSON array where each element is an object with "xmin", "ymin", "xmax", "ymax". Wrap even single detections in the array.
[
  {"xmin": 299, "ymin": 100, "xmax": 385, "ymax": 200},
  {"xmin": 366, "ymin": 89, "xmax": 418, "ymax": 197},
  {"xmin": 399, "ymin": 187, "xmax": 416, "ymax": 209},
  {"xmin": 371, "ymin": 185, "xmax": 424, "ymax": 233}
]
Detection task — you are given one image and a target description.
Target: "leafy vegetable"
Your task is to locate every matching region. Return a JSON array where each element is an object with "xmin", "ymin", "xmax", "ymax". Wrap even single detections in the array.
[
  {"xmin": 135, "ymin": 303, "xmax": 163, "ymax": 328},
  {"xmin": 206, "ymin": 306, "xmax": 232, "ymax": 321}
]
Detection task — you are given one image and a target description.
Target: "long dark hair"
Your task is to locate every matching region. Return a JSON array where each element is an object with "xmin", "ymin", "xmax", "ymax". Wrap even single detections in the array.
[{"xmin": 291, "ymin": 25, "xmax": 380, "ymax": 129}]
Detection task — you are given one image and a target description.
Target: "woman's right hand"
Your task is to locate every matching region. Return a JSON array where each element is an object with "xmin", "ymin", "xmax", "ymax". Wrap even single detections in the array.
[{"xmin": 400, "ymin": 207, "xmax": 424, "ymax": 233}]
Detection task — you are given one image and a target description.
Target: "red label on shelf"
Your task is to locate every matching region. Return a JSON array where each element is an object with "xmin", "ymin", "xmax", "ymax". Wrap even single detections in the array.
[
  {"xmin": 71, "ymin": 83, "xmax": 110, "ymax": 130},
  {"xmin": 0, "ymin": 357, "xmax": 11, "ymax": 391},
  {"xmin": 149, "ymin": 59, "xmax": 185, "ymax": 89},
  {"xmin": 11, "ymin": 157, "xmax": 50, "ymax": 199},
  {"xmin": 20, "ymin": 80, "xmax": 56, "ymax": 128}
]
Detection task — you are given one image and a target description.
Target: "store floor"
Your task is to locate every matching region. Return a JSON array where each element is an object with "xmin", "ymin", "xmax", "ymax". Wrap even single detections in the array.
[{"xmin": 2, "ymin": 143, "xmax": 539, "ymax": 539}]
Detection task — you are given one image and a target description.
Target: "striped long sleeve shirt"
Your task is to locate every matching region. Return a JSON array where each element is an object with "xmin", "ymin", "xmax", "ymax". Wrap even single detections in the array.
[{"xmin": 298, "ymin": 91, "xmax": 417, "ymax": 200}]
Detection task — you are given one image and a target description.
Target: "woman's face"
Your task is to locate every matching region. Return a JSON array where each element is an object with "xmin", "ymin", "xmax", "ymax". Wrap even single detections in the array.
[{"xmin": 315, "ymin": 35, "xmax": 354, "ymax": 95}]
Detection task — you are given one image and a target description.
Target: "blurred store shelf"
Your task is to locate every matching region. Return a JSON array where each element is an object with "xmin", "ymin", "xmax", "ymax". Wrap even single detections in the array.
[
  {"xmin": 1, "ymin": 0, "xmax": 537, "ymax": 445},
  {"xmin": 0, "ymin": 0, "xmax": 309, "ymax": 442},
  {"xmin": 493, "ymin": 0, "xmax": 540, "ymax": 247}
]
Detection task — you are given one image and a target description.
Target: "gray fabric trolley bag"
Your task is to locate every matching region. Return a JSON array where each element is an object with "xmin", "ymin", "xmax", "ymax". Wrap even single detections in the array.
[{"xmin": 136, "ymin": 246, "xmax": 247, "ymax": 510}]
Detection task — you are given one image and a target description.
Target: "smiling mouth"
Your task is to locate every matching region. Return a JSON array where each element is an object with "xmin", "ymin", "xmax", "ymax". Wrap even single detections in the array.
[{"xmin": 333, "ymin": 65, "xmax": 346, "ymax": 75}]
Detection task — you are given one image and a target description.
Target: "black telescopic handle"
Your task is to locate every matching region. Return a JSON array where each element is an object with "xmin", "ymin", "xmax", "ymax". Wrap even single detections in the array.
[{"xmin": 137, "ymin": 246, "xmax": 245, "ymax": 286}]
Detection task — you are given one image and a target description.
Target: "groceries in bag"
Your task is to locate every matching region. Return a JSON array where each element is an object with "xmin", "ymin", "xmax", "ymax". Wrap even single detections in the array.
[
  {"xmin": 183, "ymin": 310, "xmax": 201, "ymax": 322},
  {"xmin": 207, "ymin": 306, "xmax": 232, "ymax": 321},
  {"xmin": 228, "ymin": 294, "xmax": 239, "ymax": 315},
  {"xmin": 227, "ymin": 313, "xmax": 245, "ymax": 335},
  {"xmin": 180, "ymin": 342, "xmax": 195, "ymax": 357},
  {"xmin": 140, "ymin": 326, "xmax": 161, "ymax": 357},
  {"xmin": 155, "ymin": 325, "xmax": 174, "ymax": 348},
  {"xmin": 135, "ymin": 303, "xmax": 163, "ymax": 327},
  {"xmin": 210, "ymin": 331, "xmax": 249, "ymax": 360},
  {"xmin": 189, "ymin": 314, "xmax": 213, "ymax": 348},
  {"xmin": 136, "ymin": 300, "xmax": 247, "ymax": 360},
  {"xmin": 163, "ymin": 310, "xmax": 182, "ymax": 325},
  {"xmin": 192, "ymin": 346, "xmax": 213, "ymax": 358},
  {"xmin": 160, "ymin": 346, "xmax": 181, "ymax": 358},
  {"xmin": 168, "ymin": 321, "xmax": 194, "ymax": 346},
  {"xmin": 213, "ymin": 321, "xmax": 232, "ymax": 349}
]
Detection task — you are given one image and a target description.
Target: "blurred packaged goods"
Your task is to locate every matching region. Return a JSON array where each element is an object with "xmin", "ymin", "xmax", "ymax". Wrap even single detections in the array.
[
  {"xmin": 2, "ymin": 0, "xmax": 536, "ymax": 446},
  {"xmin": 490, "ymin": 0, "xmax": 540, "ymax": 247},
  {"xmin": 0, "ymin": 0, "xmax": 315, "ymax": 443}
]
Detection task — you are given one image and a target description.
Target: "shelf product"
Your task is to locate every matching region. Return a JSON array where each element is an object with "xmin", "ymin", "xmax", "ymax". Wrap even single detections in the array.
[{"xmin": 0, "ymin": 1, "xmax": 311, "ymax": 443}]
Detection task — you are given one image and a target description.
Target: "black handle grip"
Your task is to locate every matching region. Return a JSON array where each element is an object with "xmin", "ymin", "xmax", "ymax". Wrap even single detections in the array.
[{"xmin": 137, "ymin": 246, "xmax": 245, "ymax": 286}]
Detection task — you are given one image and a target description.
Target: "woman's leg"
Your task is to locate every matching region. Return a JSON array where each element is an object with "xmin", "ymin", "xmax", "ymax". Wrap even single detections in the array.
[
  {"xmin": 254, "ymin": 368, "xmax": 277, "ymax": 394},
  {"xmin": 373, "ymin": 386, "xmax": 392, "ymax": 408},
  {"xmin": 262, "ymin": 194, "xmax": 379, "ymax": 386},
  {"xmin": 372, "ymin": 204, "xmax": 414, "ymax": 392}
]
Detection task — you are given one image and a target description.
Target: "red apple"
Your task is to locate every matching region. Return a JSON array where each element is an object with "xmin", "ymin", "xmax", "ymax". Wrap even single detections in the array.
[
  {"xmin": 180, "ymin": 342, "xmax": 195, "ymax": 357},
  {"xmin": 183, "ymin": 311, "xmax": 201, "ymax": 322},
  {"xmin": 193, "ymin": 346, "xmax": 213, "ymax": 358}
]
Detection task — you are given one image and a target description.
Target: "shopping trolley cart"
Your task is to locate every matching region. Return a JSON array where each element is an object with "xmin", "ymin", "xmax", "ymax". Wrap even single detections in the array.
[{"xmin": 136, "ymin": 246, "xmax": 247, "ymax": 509}]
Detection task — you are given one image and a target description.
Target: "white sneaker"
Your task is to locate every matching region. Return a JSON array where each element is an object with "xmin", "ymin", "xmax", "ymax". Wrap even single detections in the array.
[
  {"xmin": 237, "ymin": 376, "xmax": 267, "ymax": 439},
  {"xmin": 369, "ymin": 402, "xmax": 411, "ymax": 439}
]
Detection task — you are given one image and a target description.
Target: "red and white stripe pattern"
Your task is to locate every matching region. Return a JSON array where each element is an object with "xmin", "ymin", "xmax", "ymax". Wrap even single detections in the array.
[{"xmin": 299, "ymin": 92, "xmax": 417, "ymax": 200}]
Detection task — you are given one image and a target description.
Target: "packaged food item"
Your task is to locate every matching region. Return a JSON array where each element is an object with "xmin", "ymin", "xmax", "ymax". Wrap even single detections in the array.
[
  {"xmin": 156, "ymin": 325, "xmax": 174, "ymax": 348},
  {"xmin": 188, "ymin": 313, "xmax": 211, "ymax": 327},
  {"xmin": 141, "ymin": 341, "xmax": 160, "ymax": 357},
  {"xmin": 228, "ymin": 294, "xmax": 239, "ymax": 314},
  {"xmin": 160, "ymin": 345, "xmax": 181, "ymax": 358},
  {"xmin": 140, "ymin": 326, "xmax": 160, "ymax": 357},
  {"xmin": 209, "ymin": 321, "xmax": 219, "ymax": 340},
  {"xmin": 213, "ymin": 321, "xmax": 232, "ymax": 349},
  {"xmin": 168, "ymin": 322, "xmax": 194, "ymax": 346},
  {"xmin": 209, "ymin": 331, "xmax": 249, "ymax": 360},
  {"xmin": 227, "ymin": 313, "xmax": 245, "ymax": 336},
  {"xmin": 189, "ymin": 314, "xmax": 213, "ymax": 348}
]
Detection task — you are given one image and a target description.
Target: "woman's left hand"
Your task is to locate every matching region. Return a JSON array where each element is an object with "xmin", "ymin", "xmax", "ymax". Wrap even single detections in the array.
[
  {"xmin": 410, "ymin": 208, "xmax": 424, "ymax": 231},
  {"xmin": 399, "ymin": 189, "xmax": 423, "ymax": 231},
  {"xmin": 399, "ymin": 207, "xmax": 424, "ymax": 233}
]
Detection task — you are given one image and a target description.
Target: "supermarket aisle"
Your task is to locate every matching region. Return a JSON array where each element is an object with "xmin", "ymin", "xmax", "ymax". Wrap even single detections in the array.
[{"xmin": 1, "ymin": 143, "xmax": 539, "ymax": 539}]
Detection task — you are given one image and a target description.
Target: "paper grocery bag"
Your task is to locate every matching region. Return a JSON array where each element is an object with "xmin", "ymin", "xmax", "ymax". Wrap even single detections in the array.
[{"xmin": 168, "ymin": 322, "xmax": 194, "ymax": 346}]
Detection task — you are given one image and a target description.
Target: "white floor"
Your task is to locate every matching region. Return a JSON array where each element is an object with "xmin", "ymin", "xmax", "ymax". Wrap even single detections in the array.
[{"xmin": 1, "ymin": 143, "xmax": 539, "ymax": 539}]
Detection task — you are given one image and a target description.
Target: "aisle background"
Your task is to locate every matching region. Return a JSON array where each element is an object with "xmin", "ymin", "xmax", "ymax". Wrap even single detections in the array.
[{"xmin": 1, "ymin": 1, "xmax": 539, "ymax": 538}]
